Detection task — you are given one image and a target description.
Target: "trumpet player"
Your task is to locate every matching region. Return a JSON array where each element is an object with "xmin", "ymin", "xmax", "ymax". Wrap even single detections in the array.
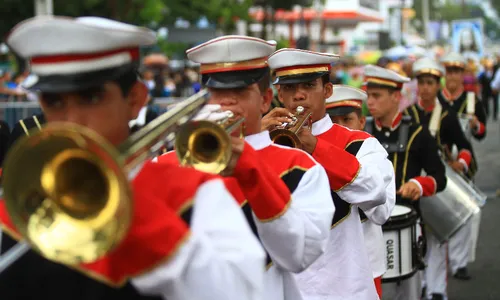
[
  {"xmin": 439, "ymin": 52, "xmax": 487, "ymax": 282},
  {"xmin": 363, "ymin": 65, "xmax": 447, "ymax": 300},
  {"xmin": 324, "ymin": 85, "xmax": 396, "ymax": 299},
  {"xmin": 0, "ymin": 16, "xmax": 266, "ymax": 300},
  {"xmin": 157, "ymin": 35, "xmax": 335, "ymax": 300},
  {"xmin": 266, "ymin": 49, "xmax": 395, "ymax": 300}
]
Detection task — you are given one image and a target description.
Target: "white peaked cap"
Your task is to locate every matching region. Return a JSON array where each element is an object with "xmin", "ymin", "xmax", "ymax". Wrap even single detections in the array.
[
  {"xmin": 364, "ymin": 64, "xmax": 410, "ymax": 89},
  {"xmin": 413, "ymin": 57, "xmax": 445, "ymax": 77},
  {"xmin": 441, "ymin": 52, "xmax": 466, "ymax": 68},
  {"xmin": 186, "ymin": 35, "xmax": 276, "ymax": 74}
]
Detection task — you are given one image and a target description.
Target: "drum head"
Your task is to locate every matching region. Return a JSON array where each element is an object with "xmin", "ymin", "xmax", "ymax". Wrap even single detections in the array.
[{"xmin": 391, "ymin": 205, "xmax": 412, "ymax": 217}]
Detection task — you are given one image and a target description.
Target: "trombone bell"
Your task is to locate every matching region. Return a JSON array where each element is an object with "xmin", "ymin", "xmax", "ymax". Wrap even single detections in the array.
[
  {"xmin": 270, "ymin": 106, "xmax": 312, "ymax": 149},
  {"xmin": 175, "ymin": 115, "xmax": 244, "ymax": 174},
  {"xmin": 2, "ymin": 124, "xmax": 131, "ymax": 265}
]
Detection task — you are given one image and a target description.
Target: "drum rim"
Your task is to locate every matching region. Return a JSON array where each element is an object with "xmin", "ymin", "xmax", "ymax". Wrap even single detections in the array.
[
  {"xmin": 391, "ymin": 205, "xmax": 413, "ymax": 217},
  {"xmin": 381, "ymin": 268, "xmax": 418, "ymax": 283},
  {"xmin": 383, "ymin": 205, "xmax": 418, "ymax": 231}
]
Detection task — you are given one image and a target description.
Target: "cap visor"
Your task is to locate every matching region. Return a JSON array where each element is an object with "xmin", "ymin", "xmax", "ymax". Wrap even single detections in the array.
[
  {"xmin": 204, "ymin": 67, "xmax": 269, "ymax": 89},
  {"xmin": 273, "ymin": 72, "xmax": 327, "ymax": 85},
  {"xmin": 24, "ymin": 64, "xmax": 138, "ymax": 93},
  {"xmin": 326, "ymin": 106, "xmax": 358, "ymax": 116}
]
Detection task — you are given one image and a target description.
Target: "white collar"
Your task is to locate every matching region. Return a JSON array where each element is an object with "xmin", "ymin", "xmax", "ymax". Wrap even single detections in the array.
[
  {"xmin": 245, "ymin": 131, "xmax": 272, "ymax": 150},
  {"xmin": 312, "ymin": 114, "xmax": 333, "ymax": 136}
]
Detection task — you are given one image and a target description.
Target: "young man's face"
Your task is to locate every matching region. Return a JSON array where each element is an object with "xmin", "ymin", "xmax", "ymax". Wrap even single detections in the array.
[
  {"xmin": 278, "ymin": 77, "xmax": 333, "ymax": 122},
  {"xmin": 366, "ymin": 87, "xmax": 400, "ymax": 119},
  {"xmin": 208, "ymin": 83, "xmax": 272, "ymax": 136},
  {"xmin": 40, "ymin": 81, "xmax": 147, "ymax": 146},
  {"xmin": 330, "ymin": 111, "xmax": 366, "ymax": 131},
  {"xmin": 445, "ymin": 67, "xmax": 464, "ymax": 91},
  {"xmin": 417, "ymin": 75, "xmax": 440, "ymax": 102}
]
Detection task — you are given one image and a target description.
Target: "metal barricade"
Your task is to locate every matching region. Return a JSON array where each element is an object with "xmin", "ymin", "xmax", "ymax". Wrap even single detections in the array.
[{"xmin": 0, "ymin": 97, "xmax": 189, "ymax": 129}]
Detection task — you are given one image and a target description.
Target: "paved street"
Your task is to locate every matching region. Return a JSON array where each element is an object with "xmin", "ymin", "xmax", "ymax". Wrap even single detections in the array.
[{"xmin": 448, "ymin": 119, "xmax": 500, "ymax": 300}]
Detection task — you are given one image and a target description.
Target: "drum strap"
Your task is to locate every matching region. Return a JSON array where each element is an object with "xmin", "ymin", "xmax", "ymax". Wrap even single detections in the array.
[
  {"xmin": 466, "ymin": 92, "xmax": 475, "ymax": 115},
  {"xmin": 428, "ymin": 99, "xmax": 442, "ymax": 138}
]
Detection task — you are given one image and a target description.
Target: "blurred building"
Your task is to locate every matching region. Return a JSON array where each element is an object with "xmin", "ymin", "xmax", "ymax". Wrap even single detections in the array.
[{"xmin": 245, "ymin": 0, "xmax": 384, "ymax": 55}]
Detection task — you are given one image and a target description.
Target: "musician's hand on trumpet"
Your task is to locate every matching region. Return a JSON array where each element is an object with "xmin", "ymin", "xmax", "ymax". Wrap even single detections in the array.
[
  {"xmin": 296, "ymin": 127, "xmax": 318, "ymax": 154},
  {"xmin": 220, "ymin": 136, "xmax": 246, "ymax": 177},
  {"xmin": 397, "ymin": 181, "xmax": 421, "ymax": 201},
  {"xmin": 261, "ymin": 108, "xmax": 294, "ymax": 131},
  {"xmin": 193, "ymin": 104, "xmax": 233, "ymax": 122}
]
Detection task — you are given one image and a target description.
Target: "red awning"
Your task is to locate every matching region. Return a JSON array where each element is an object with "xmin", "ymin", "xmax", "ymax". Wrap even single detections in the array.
[{"xmin": 249, "ymin": 9, "xmax": 383, "ymax": 23}]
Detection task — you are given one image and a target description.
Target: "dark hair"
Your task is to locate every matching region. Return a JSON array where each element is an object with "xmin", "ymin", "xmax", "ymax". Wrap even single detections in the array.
[
  {"xmin": 353, "ymin": 108, "xmax": 363, "ymax": 118},
  {"xmin": 114, "ymin": 69, "xmax": 140, "ymax": 97},
  {"xmin": 321, "ymin": 73, "xmax": 331, "ymax": 85},
  {"xmin": 257, "ymin": 71, "xmax": 271, "ymax": 94}
]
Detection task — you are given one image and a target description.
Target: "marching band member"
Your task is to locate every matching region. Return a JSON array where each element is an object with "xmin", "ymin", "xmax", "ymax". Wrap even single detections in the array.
[
  {"xmin": 404, "ymin": 57, "xmax": 476, "ymax": 300},
  {"xmin": 266, "ymin": 49, "xmax": 395, "ymax": 300},
  {"xmin": 157, "ymin": 35, "xmax": 335, "ymax": 300},
  {"xmin": 439, "ymin": 52, "xmax": 487, "ymax": 141},
  {"xmin": 363, "ymin": 64, "xmax": 447, "ymax": 300},
  {"xmin": 405, "ymin": 57, "xmax": 477, "ymax": 177},
  {"xmin": 439, "ymin": 52, "xmax": 486, "ymax": 281},
  {"xmin": 324, "ymin": 85, "xmax": 396, "ymax": 298},
  {"xmin": 0, "ymin": 16, "xmax": 266, "ymax": 300}
]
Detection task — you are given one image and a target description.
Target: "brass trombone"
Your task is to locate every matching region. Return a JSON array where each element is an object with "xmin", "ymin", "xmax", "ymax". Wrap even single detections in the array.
[
  {"xmin": 269, "ymin": 106, "xmax": 312, "ymax": 149},
  {"xmin": 175, "ymin": 111, "xmax": 245, "ymax": 174},
  {"xmin": 1, "ymin": 89, "xmax": 210, "ymax": 265}
]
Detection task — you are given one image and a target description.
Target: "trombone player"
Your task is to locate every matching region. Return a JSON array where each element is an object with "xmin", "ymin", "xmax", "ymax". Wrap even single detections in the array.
[
  {"xmin": 265, "ymin": 49, "xmax": 395, "ymax": 300},
  {"xmin": 157, "ymin": 35, "xmax": 335, "ymax": 300},
  {"xmin": 0, "ymin": 16, "xmax": 266, "ymax": 300}
]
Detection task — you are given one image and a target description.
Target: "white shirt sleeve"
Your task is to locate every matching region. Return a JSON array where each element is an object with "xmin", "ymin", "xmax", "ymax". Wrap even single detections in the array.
[
  {"xmin": 131, "ymin": 179, "xmax": 266, "ymax": 300},
  {"xmin": 359, "ymin": 171, "xmax": 396, "ymax": 225},
  {"xmin": 254, "ymin": 163, "xmax": 335, "ymax": 273},
  {"xmin": 337, "ymin": 137, "xmax": 394, "ymax": 211},
  {"xmin": 491, "ymin": 70, "xmax": 500, "ymax": 91}
]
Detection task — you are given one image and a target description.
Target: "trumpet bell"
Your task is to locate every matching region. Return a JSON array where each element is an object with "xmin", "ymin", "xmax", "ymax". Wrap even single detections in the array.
[
  {"xmin": 269, "ymin": 106, "xmax": 311, "ymax": 149},
  {"xmin": 2, "ymin": 123, "xmax": 132, "ymax": 265},
  {"xmin": 175, "ymin": 120, "xmax": 232, "ymax": 174},
  {"xmin": 269, "ymin": 129, "xmax": 303, "ymax": 148}
]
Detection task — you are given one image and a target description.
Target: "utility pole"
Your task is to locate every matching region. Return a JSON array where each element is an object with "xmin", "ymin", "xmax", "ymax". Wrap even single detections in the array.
[
  {"xmin": 400, "ymin": 0, "xmax": 405, "ymax": 46},
  {"xmin": 34, "ymin": 0, "xmax": 53, "ymax": 16},
  {"xmin": 422, "ymin": 0, "xmax": 430, "ymax": 47}
]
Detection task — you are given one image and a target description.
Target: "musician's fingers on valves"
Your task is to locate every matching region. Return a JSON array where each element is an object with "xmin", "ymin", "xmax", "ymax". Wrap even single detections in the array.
[{"xmin": 261, "ymin": 107, "xmax": 294, "ymax": 131}]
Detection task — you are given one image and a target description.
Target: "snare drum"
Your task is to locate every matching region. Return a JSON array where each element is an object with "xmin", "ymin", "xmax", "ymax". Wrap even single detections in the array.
[{"xmin": 382, "ymin": 205, "xmax": 419, "ymax": 283}]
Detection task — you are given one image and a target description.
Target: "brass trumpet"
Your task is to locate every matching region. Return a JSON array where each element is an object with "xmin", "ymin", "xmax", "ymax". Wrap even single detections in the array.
[
  {"xmin": 175, "ymin": 111, "xmax": 245, "ymax": 174},
  {"xmin": 1, "ymin": 89, "xmax": 210, "ymax": 265},
  {"xmin": 269, "ymin": 106, "xmax": 312, "ymax": 148}
]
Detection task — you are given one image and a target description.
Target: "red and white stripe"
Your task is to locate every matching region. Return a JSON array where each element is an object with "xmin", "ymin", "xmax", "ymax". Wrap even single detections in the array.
[{"xmin": 30, "ymin": 48, "xmax": 139, "ymax": 76}]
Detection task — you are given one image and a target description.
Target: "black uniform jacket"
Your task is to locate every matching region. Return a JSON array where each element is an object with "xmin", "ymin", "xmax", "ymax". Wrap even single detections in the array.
[
  {"xmin": 9, "ymin": 114, "xmax": 46, "ymax": 148},
  {"xmin": 0, "ymin": 121, "xmax": 10, "ymax": 166},
  {"xmin": 438, "ymin": 89, "xmax": 487, "ymax": 141},
  {"xmin": 404, "ymin": 103, "xmax": 477, "ymax": 178},
  {"xmin": 365, "ymin": 114, "xmax": 447, "ymax": 214}
]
